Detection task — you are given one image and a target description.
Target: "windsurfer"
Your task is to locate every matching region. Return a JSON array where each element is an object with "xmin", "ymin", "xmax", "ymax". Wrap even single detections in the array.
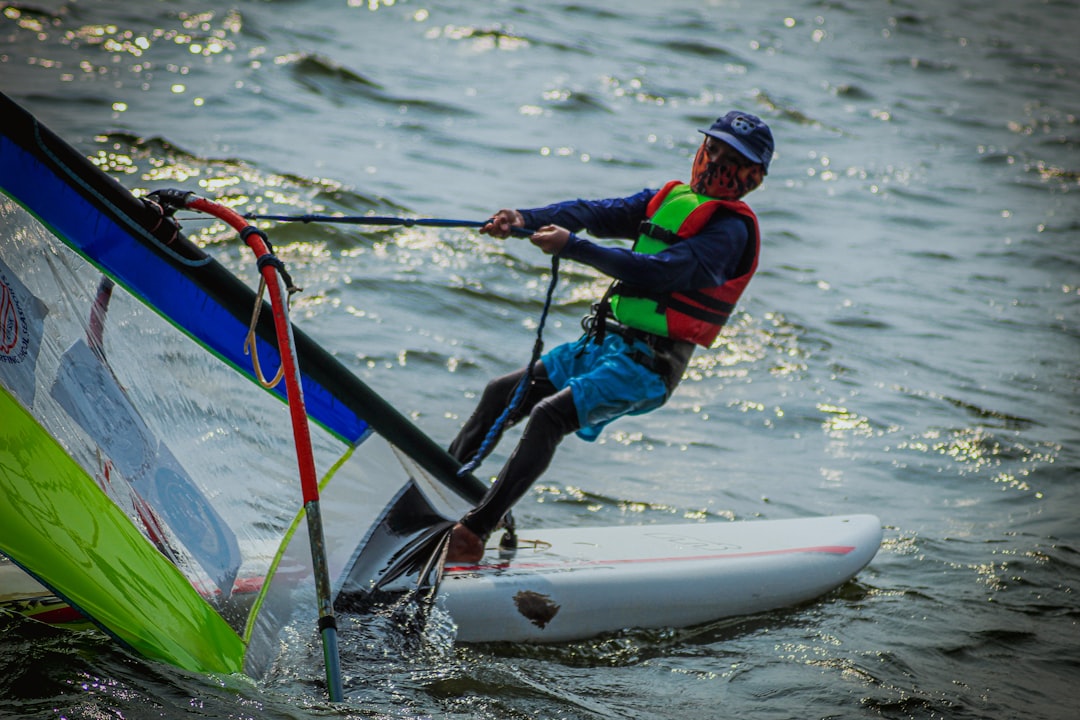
[{"xmin": 447, "ymin": 112, "xmax": 775, "ymax": 563}]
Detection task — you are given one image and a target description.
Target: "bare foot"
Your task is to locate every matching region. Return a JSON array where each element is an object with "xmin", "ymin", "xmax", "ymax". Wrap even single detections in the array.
[{"xmin": 445, "ymin": 523, "xmax": 485, "ymax": 564}]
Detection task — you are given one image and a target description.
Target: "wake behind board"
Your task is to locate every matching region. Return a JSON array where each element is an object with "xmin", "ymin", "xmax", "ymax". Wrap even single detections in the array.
[{"xmin": 440, "ymin": 514, "xmax": 882, "ymax": 643}]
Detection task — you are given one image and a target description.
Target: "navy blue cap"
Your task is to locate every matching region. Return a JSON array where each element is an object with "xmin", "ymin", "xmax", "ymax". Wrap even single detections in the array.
[{"xmin": 699, "ymin": 111, "xmax": 774, "ymax": 173}]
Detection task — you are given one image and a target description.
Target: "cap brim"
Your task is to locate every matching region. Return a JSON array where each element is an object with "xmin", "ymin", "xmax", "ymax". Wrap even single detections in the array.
[{"xmin": 699, "ymin": 129, "xmax": 767, "ymax": 173}]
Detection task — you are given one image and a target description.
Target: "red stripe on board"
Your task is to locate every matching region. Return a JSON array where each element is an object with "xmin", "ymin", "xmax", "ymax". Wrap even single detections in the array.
[
  {"xmin": 24, "ymin": 604, "xmax": 86, "ymax": 625},
  {"xmin": 445, "ymin": 544, "xmax": 857, "ymax": 573}
]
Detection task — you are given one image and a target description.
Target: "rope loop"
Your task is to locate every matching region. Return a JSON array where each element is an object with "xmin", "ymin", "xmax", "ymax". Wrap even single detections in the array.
[
  {"xmin": 249, "ymin": 231, "xmax": 303, "ymax": 295},
  {"xmin": 244, "ymin": 278, "xmax": 286, "ymax": 389},
  {"xmin": 256, "ymin": 254, "xmax": 286, "ymax": 274},
  {"xmin": 138, "ymin": 196, "xmax": 182, "ymax": 245},
  {"xmin": 239, "ymin": 225, "xmax": 269, "ymax": 245}
]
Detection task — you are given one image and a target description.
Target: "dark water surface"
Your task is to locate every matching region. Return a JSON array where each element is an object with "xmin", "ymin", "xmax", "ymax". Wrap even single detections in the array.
[{"xmin": 2, "ymin": 1, "xmax": 1078, "ymax": 718}]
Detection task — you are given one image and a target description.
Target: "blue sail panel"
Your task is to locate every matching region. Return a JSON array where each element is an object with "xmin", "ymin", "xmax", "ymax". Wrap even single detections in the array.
[{"xmin": 0, "ymin": 123, "xmax": 368, "ymax": 444}]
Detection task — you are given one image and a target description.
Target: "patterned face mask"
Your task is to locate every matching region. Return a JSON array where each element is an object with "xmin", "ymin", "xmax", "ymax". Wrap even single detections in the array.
[{"xmin": 690, "ymin": 142, "xmax": 765, "ymax": 200}]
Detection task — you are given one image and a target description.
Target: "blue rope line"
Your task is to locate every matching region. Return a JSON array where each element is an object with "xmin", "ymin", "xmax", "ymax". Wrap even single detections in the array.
[
  {"xmin": 457, "ymin": 254, "xmax": 560, "ymax": 478},
  {"xmin": 243, "ymin": 213, "xmax": 534, "ymax": 237}
]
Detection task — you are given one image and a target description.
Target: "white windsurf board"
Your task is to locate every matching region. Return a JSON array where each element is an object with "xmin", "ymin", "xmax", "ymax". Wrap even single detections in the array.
[{"xmin": 439, "ymin": 514, "xmax": 882, "ymax": 643}]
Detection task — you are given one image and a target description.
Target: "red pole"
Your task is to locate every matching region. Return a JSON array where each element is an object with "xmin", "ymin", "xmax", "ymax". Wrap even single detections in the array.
[{"xmin": 185, "ymin": 196, "xmax": 343, "ymax": 701}]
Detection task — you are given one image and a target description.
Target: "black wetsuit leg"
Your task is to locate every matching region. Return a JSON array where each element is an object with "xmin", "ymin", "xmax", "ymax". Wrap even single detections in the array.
[
  {"xmin": 459, "ymin": 387, "xmax": 579, "ymax": 538},
  {"xmin": 448, "ymin": 361, "xmax": 557, "ymax": 466}
]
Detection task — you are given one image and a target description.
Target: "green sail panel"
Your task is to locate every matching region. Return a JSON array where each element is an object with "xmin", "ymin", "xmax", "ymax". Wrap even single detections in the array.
[{"xmin": 0, "ymin": 387, "xmax": 245, "ymax": 674}]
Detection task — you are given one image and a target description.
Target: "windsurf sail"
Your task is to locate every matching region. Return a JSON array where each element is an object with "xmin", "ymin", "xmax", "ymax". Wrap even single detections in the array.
[{"xmin": 0, "ymin": 91, "xmax": 486, "ymax": 691}]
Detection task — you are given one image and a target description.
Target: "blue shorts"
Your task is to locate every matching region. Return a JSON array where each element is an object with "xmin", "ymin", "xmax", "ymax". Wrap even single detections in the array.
[{"xmin": 542, "ymin": 334, "xmax": 669, "ymax": 442}]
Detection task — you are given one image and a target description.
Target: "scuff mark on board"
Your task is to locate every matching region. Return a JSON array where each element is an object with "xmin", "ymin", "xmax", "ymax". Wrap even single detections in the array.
[{"xmin": 513, "ymin": 590, "xmax": 560, "ymax": 629}]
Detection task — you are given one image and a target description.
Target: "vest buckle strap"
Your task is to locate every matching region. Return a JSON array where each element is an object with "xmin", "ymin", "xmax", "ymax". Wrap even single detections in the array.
[{"xmin": 637, "ymin": 220, "xmax": 682, "ymax": 245}]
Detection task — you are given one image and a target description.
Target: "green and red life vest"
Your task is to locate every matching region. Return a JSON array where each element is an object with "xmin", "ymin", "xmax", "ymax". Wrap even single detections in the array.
[{"xmin": 609, "ymin": 180, "xmax": 760, "ymax": 348}]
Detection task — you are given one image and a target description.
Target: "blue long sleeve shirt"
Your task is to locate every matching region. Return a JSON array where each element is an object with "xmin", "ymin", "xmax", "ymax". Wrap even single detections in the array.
[{"xmin": 518, "ymin": 188, "xmax": 750, "ymax": 293}]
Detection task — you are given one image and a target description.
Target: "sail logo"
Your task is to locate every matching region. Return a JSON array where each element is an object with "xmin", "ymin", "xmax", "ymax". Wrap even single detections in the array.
[
  {"xmin": 0, "ymin": 269, "xmax": 30, "ymax": 363},
  {"xmin": 0, "ymin": 257, "xmax": 47, "ymax": 406}
]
